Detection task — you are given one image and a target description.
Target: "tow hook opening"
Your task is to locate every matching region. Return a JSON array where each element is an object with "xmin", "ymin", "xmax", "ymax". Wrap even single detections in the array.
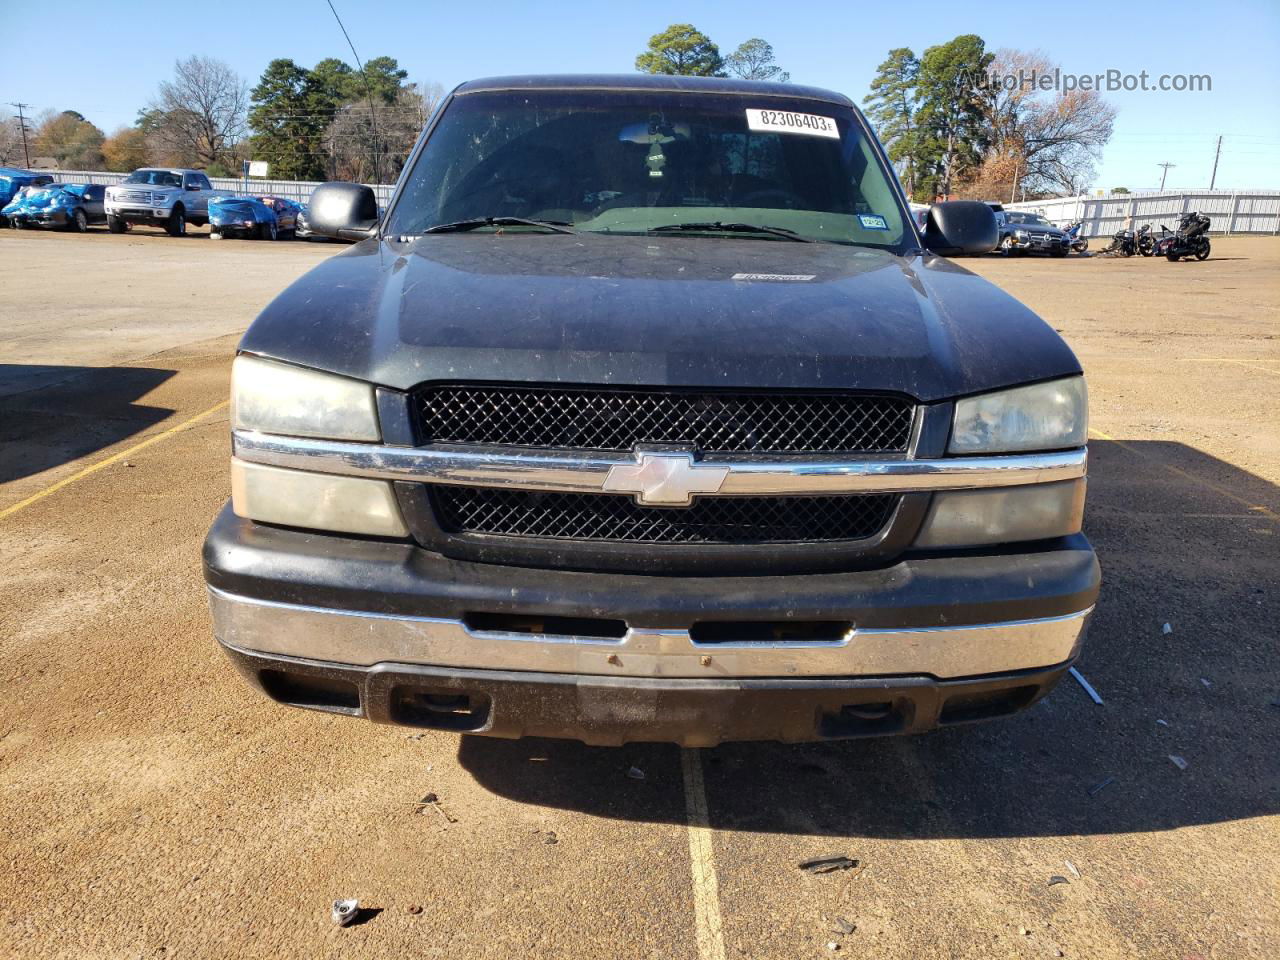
[
  {"xmin": 939, "ymin": 685, "xmax": 1039, "ymax": 725},
  {"xmin": 818, "ymin": 698, "xmax": 911, "ymax": 737},
  {"xmin": 258, "ymin": 669, "xmax": 361, "ymax": 715},
  {"xmin": 391, "ymin": 687, "xmax": 492, "ymax": 731}
]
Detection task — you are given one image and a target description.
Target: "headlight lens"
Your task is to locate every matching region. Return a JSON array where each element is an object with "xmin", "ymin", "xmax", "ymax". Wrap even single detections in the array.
[
  {"xmin": 231, "ymin": 459, "xmax": 407, "ymax": 536},
  {"xmin": 915, "ymin": 479, "xmax": 1086, "ymax": 548},
  {"xmin": 950, "ymin": 376, "xmax": 1087, "ymax": 454},
  {"xmin": 232, "ymin": 354, "xmax": 379, "ymax": 441}
]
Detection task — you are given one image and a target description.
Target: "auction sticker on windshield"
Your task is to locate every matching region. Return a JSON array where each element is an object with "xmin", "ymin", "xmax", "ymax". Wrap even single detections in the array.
[{"xmin": 745, "ymin": 108, "xmax": 840, "ymax": 139}]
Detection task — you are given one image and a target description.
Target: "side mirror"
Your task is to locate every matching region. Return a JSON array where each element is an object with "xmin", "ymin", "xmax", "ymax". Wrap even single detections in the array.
[
  {"xmin": 307, "ymin": 182, "xmax": 379, "ymax": 241},
  {"xmin": 186, "ymin": 183, "xmax": 201, "ymax": 191},
  {"xmin": 922, "ymin": 201, "xmax": 998, "ymax": 256}
]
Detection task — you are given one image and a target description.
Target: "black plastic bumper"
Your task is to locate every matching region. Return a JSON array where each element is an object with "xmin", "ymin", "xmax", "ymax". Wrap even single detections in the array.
[
  {"xmin": 202, "ymin": 506, "xmax": 1099, "ymax": 630},
  {"xmin": 220, "ymin": 640, "xmax": 1075, "ymax": 747}
]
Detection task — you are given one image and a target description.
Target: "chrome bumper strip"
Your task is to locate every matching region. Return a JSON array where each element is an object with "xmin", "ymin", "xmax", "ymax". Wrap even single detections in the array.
[
  {"xmin": 208, "ymin": 587, "xmax": 1092, "ymax": 680},
  {"xmin": 231, "ymin": 429, "xmax": 1087, "ymax": 498}
]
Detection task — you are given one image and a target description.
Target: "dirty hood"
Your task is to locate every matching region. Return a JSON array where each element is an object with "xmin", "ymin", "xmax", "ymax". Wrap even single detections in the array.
[{"xmin": 240, "ymin": 233, "xmax": 1081, "ymax": 401}]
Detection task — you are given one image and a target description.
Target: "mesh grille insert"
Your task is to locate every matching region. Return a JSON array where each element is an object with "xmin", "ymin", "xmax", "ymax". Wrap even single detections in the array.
[
  {"xmin": 431, "ymin": 487, "xmax": 898, "ymax": 545},
  {"xmin": 416, "ymin": 386, "xmax": 913, "ymax": 453}
]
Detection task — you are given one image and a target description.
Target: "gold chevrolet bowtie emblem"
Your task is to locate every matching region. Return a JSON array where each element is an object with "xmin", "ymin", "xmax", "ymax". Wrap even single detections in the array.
[{"xmin": 602, "ymin": 452, "xmax": 729, "ymax": 506}]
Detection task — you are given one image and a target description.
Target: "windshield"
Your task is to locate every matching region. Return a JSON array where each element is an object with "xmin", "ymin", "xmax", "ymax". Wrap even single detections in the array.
[
  {"xmin": 123, "ymin": 170, "xmax": 182, "ymax": 187},
  {"xmin": 387, "ymin": 89, "xmax": 909, "ymax": 250},
  {"xmin": 1006, "ymin": 212, "xmax": 1050, "ymax": 226}
]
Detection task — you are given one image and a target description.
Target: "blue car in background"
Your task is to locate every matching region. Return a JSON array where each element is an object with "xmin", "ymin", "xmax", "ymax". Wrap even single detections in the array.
[
  {"xmin": 0, "ymin": 168, "xmax": 56, "ymax": 225},
  {"xmin": 258, "ymin": 195, "xmax": 302, "ymax": 235},
  {"xmin": 3, "ymin": 182, "xmax": 107, "ymax": 231},
  {"xmin": 209, "ymin": 195, "xmax": 299, "ymax": 240}
]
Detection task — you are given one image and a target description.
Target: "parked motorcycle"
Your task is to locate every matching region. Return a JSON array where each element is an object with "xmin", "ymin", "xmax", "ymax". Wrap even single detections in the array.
[
  {"xmin": 1063, "ymin": 220, "xmax": 1089, "ymax": 254},
  {"xmin": 1155, "ymin": 212, "xmax": 1212, "ymax": 262},
  {"xmin": 1136, "ymin": 224, "xmax": 1156, "ymax": 257},
  {"xmin": 1101, "ymin": 226, "xmax": 1138, "ymax": 257}
]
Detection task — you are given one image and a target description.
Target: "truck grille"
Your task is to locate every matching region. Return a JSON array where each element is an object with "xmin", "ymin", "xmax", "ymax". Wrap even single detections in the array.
[
  {"xmin": 431, "ymin": 487, "xmax": 898, "ymax": 544},
  {"xmin": 416, "ymin": 386, "xmax": 914, "ymax": 454},
  {"xmin": 115, "ymin": 189, "xmax": 154, "ymax": 204}
]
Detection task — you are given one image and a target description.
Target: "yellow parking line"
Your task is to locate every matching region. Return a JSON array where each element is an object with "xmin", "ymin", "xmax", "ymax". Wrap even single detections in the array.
[
  {"xmin": 1089, "ymin": 428, "xmax": 1278, "ymax": 522},
  {"xmin": 0, "ymin": 400, "xmax": 229, "ymax": 522},
  {"xmin": 681, "ymin": 749, "xmax": 727, "ymax": 960}
]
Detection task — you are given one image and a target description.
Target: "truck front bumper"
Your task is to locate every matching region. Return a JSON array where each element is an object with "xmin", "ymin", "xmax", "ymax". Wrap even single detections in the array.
[{"xmin": 204, "ymin": 506, "xmax": 1099, "ymax": 745}]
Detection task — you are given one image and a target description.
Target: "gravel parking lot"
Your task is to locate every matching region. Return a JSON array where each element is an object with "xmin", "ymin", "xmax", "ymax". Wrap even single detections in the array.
[{"xmin": 1, "ymin": 228, "xmax": 1277, "ymax": 959}]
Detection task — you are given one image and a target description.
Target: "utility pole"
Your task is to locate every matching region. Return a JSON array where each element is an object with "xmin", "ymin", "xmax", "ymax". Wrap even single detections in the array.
[
  {"xmin": 1157, "ymin": 161, "xmax": 1176, "ymax": 192},
  {"xmin": 1209, "ymin": 136, "xmax": 1222, "ymax": 190},
  {"xmin": 8, "ymin": 102, "xmax": 31, "ymax": 168}
]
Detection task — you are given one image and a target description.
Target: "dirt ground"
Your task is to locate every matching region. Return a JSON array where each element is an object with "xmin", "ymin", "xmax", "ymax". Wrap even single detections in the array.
[{"xmin": 1, "ymin": 227, "xmax": 1277, "ymax": 960}]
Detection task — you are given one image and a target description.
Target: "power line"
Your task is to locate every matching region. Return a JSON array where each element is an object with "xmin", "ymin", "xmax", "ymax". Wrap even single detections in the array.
[{"xmin": 324, "ymin": 0, "xmax": 381, "ymax": 185}]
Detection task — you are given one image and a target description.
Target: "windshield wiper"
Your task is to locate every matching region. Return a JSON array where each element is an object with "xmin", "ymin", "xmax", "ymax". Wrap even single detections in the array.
[
  {"xmin": 648, "ymin": 221, "xmax": 812, "ymax": 242},
  {"xmin": 423, "ymin": 216, "xmax": 576, "ymax": 235}
]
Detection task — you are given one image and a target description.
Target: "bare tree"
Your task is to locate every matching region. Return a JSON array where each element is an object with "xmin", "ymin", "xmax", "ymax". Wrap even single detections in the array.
[
  {"xmin": 145, "ymin": 56, "xmax": 247, "ymax": 168},
  {"xmin": 0, "ymin": 117, "xmax": 25, "ymax": 166},
  {"xmin": 978, "ymin": 49, "xmax": 1116, "ymax": 196},
  {"xmin": 324, "ymin": 82, "xmax": 442, "ymax": 183}
]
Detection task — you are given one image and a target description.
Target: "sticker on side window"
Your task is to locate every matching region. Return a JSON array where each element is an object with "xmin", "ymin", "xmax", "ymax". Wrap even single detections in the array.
[{"xmin": 745, "ymin": 109, "xmax": 840, "ymax": 139}]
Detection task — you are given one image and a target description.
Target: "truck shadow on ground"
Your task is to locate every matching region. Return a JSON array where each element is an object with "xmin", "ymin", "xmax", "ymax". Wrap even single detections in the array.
[
  {"xmin": 0, "ymin": 364, "xmax": 175, "ymax": 484},
  {"xmin": 458, "ymin": 439, "xmax": 1279, "ymax": 838}
]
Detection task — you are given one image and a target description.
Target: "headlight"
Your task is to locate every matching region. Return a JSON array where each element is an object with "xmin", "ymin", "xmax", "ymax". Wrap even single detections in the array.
[
  {"xmin": 231, "ymin": 459, "xmax": 407, "ymax": 537},
  {"xmin": 1014, "ymin": 228, "xmax": 1028, "ymax": 238},
  {"xmin": 949, "ymin": 376, "xmax": 1087, "ymax": 454},
  {"xmin": 232, "ymin": 354, "xmax": 379, "ymax": 441},
  {"xmin": 915, "ymin": 479, "xmax": 1085, "ymax": 548}
]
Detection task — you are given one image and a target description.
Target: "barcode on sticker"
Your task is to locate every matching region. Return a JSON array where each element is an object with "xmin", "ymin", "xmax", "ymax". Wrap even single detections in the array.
[{"xmin": 746, "ymin": 109, "xmax": 840, "ymax": 139}]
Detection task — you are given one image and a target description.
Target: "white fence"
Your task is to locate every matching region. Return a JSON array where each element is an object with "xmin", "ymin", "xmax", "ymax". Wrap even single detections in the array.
[
  {"xmin": 44, "ymin": 169, "xmax": 398, "ymax": 206},
  {"xmin": 1004, "ymin": 190, "xmax": 1280, "ymax": 237}
]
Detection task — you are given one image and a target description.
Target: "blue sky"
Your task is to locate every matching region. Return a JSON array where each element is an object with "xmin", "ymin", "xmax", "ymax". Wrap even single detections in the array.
[{"xmin": 3, "ymin": 0, "xmax": 1277, "ymax": 191}]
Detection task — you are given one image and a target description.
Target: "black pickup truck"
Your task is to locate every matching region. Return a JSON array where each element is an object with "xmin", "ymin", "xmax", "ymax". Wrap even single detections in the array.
[{"xmin": 204, "ymin": 75, "xmax": 1097, "ymax": 746}]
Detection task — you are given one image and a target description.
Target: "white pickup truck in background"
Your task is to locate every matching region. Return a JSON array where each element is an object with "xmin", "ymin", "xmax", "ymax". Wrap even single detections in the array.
[{"xmin": 105, "ymin": 168, "xmax": 229, "ymax": 236}]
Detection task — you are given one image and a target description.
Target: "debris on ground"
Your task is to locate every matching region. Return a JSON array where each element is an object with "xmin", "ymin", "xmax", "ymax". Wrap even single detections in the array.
[
  {"xmin": 1157, "ymin": 719, "xmax": 1169, "ymax": 726},
  {"xmin": 1088, "ymin": 776, "xmax": 1115, "ymax": 797},
  {"xmin": 1064, "ymin": 860, "xmax": 1081, "ymax": 879},
  {"xmin": 1048, "ymin": 875, "xmax": 1070, "ymax": 886},
  {"xmin": 411, "ymin": 792, "xmax": 457, "ymax": 824},
  {"xmin": 799, "ymin": 855, "xmax": 859, "ymax": 874},
  {"xmin": 1162, "ymin": 622, "xmax": 1173, "ymax": 634},
  {"xmin": 830, "ymin": 917, "xmax": 856, "ymax": 935},
  {"xmin": 331, "ymin": 899, "xmax": 359, "ymax": 927},
  {"xmin": 543, "ymin": 830, "xmax": 558, "ymax": 845},
  {"xmin": 1169, "ymin": 755, "xmax": 1189, "ymax": 770},
  {"xmin": 1200, "ymin": 678, "xmax": 1212, "ymax": 688},
  {"xmin": 626, "ymin": 766, "xmax": 646, "ymax": 780},
  {"xmin": 826, "ymin": 941, "xmax": 840, "ymax": 951},
  {"xmin": 407, "ymin": 904, "xmax": 423, "ymax": 915},
  {"xmin": 1068, "ymin": 666, "xmax": 1104, "ymax": 705}
]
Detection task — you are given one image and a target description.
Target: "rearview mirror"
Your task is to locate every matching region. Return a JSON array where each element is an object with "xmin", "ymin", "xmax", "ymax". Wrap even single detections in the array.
[
  {"xmin": 921, "ymin": 201, "xmax": 998, "ymax": 257},
  {"xmin": 307, "ymin": 182, "xmax": 379, "ymax": 241}
]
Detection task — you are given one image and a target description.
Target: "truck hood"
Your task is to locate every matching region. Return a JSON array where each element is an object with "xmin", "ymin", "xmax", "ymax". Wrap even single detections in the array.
[{"xmin": 240, "ymin": 234, "xmax": 1080, "ymax": 402}]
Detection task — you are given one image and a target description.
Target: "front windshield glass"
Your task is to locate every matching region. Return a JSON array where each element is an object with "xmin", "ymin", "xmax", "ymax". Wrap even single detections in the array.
[
  {"xmin": 1006, "ymin": 212, "xmax": 1049, "ymax": 226},
  {"xmin": 123, "ymin": 170, "xmax": 182, "ymax": 187},
  {"xmin": 387, "ymin": 89, "xmax": 909, "ymax": 250}
]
